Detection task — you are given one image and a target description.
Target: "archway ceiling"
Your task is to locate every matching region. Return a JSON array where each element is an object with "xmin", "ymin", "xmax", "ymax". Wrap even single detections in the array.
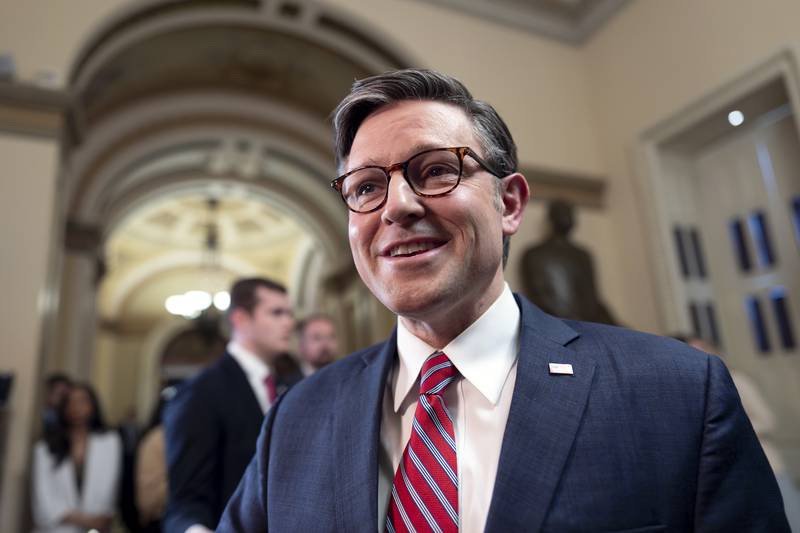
[
  {"xmin": 98, "ymin": 187, "xmax": 310, "ymax": 329},
  {"xmin": 79, "ymin": 25, "xmax": 372, "ymax": 127}
]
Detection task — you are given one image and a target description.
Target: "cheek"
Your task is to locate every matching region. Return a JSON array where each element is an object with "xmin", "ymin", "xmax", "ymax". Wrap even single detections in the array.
[
  {"xmin": 348, "ymin": 219, "xmax": 373, "ymax": 266},
  {"xmin": 347, "ymin": 221, "xmax": 362, "ymax": 251},
  {"xmin": 348, "ymin": 212, "xmax": 378, "ymax": 245}
]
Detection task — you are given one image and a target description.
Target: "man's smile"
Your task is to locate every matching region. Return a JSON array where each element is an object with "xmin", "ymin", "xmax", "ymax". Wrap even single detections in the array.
[{"xmin": 380, "ymin": 238, "xmax": 448, "ymax": 258}]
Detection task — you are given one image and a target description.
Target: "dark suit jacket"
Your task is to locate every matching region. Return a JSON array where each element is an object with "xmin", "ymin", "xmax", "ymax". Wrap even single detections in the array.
[
  {"xmin": 219, "ymin": 296, "xmax": 789, "ymax": 532},
  {"xmin": 163, "ymin": 353, "xmax": 302, "ymax": 533}
]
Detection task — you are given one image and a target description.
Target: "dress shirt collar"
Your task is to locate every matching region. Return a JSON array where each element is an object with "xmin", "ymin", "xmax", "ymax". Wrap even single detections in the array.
[
  {"xmin": 394, "ymin": 283, "xmax": 520, "ymax": 411},
  {"xmin": 227, "ymin": 340, "xmax": 271, "ymax": 380}
]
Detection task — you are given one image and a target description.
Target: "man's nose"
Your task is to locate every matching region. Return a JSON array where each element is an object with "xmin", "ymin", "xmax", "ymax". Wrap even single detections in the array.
[{"xmin": 380, "ymin": 170, "xmax": 424, "ymax": 225}]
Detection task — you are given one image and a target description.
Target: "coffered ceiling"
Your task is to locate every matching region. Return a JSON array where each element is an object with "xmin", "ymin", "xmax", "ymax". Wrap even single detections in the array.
[{"xmin": 98, "ymin": 188, "xmax": 310, "ymax": 327}]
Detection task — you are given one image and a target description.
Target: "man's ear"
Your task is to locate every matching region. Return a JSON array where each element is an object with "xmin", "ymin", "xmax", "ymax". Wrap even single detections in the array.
[
  {"xmin": 228, "ymin": 307, "xmax": 248, "ymax": 331},
  {"xmin": 500, "ymin": 172, "xmax": 530, "ymax": 237}
]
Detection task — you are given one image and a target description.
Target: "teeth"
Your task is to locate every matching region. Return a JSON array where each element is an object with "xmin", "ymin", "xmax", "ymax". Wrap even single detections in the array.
[{"xmin": 389, "ymin": 242, "xmax": 437, "ymax": 257}]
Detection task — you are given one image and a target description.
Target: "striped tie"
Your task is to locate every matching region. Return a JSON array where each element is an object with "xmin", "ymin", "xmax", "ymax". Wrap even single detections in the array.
[{"xmin": 386, "ymin": 351, "xmax": 459, "ymax": 533}]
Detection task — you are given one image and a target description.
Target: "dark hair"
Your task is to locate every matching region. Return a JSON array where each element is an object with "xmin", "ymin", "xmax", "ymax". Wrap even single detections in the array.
[
  {"xmin": 296, "ymin": 313, "xmax": 335, "ymax": 337},
  {"xmin": 332, "ymin": 68, "xmax": 516, "ymax": 265},
  {"xmin": 45, "ymin": 373, "xmax": 71, "ymax": 390},
  {"xmin": 44, "ymin": 382, "xmax": 107, "ymax": 466},
  {"xmin": 228, "ymin": 277, "xmax": 287, "ymax": 316}
]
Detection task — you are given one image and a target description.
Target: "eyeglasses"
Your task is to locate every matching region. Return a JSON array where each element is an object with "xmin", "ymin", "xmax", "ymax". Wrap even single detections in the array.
[{"xmin": 330, "ymin": 146, "xmax": 504, "ymax": 213}]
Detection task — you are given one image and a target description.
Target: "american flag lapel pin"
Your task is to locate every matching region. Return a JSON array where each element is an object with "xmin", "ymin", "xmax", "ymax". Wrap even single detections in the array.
[{"xmin": 548, "ymin": 362, "xmax": 574, "ymax": 375}]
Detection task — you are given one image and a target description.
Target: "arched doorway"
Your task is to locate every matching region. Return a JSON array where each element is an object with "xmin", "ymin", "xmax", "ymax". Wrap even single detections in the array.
[{"xmin": 49, "ymin": 0, "xmax": 413, "ymax": 422}]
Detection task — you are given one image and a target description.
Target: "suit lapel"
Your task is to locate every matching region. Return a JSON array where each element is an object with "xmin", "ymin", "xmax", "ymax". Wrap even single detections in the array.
[
  {"xmin": 332, "ymin": 332, "xmax": 396, "ymax": 532},
  {"xmin": 485, "ymin": 298, "xmax": 596, "ymax": 533},
  {"xmin": 221, "ymin": 353, "xmax": 263, "ymax": 424}
]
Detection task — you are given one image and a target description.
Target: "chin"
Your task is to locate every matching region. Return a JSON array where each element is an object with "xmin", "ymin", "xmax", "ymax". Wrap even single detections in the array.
[{"xmin": 380, "ymin": 287, "xmax": 450, "ymax": 319}]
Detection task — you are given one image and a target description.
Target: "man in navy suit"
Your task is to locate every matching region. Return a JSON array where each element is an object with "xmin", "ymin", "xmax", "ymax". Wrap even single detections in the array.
[
  {"xmin": 219, "ymin": 70, "xmax": 790, "ymax": 532},
  {"xmin": 164, "ymin": 278, "xmax": 300, "ymax": 533}
]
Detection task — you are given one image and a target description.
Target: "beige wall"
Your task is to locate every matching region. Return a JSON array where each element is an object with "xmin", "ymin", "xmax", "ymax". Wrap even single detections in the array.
[
  {"xmin": 93, "ymin": 331, "xmax": 146, "ymax": 424},
  {"xmin": 0, "ymin": 0, "xmax": 127, "ymax": 85},
  {"xmin": 0, "ymin": 134, "xmax": 58, "ymax": 532},
  {"xmin": 583, "ymin": 0, "xmax": 800, "ymax": 330},
  {"xmin": 326, "ymin": 0, "xmax": 605, "ymax": 177},
  {"xmin": 0, "ymin": 0, "xmax": 604, "ymax": 176}
]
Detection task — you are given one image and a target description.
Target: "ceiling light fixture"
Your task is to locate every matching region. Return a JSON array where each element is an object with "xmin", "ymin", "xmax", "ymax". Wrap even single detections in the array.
[
  {"xmin": 728, "ymin": 110, "xmax": 744, "ymax": 127},
  {"xmin": 164, "ymin": 197, "xmax": 230, "ymax": 319}
]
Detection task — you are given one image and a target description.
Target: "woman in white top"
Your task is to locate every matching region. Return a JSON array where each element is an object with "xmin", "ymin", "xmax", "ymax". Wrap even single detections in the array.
[{"xmin": 32, "ymin": 382, "xmax": 122, "ymax": 533}]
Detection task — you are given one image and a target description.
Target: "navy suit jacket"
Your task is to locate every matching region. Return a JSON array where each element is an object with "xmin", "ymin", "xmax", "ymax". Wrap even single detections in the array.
[
  {"xmin": 219, "ymin": 296, "xmax": 789, "ymax": 532},
  {"xmin": 163, "ymin": 353, "xmax": 301, "ymax": 533}
]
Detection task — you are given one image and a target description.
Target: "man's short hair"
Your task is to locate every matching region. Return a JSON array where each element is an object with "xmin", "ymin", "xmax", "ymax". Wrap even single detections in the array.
[
  {"xmin": 45, "ymin": 373, "xmax": 71, "ymax": 390},
  {"xmin": 228, "ymin": 277, "xmax": 286, "ymax": 316},
  {"xmin": 332, "ymin": 68, "xmax": 517, "ymax": 266},
  {"xmin": 296, "ymin": 313, "xmax": 335, "ymax": 337}
]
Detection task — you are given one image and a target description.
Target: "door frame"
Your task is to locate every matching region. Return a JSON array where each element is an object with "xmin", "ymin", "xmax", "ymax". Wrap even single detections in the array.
[{"xmin": 635, "ymin": 47, "xmax": 800, "ymax": 335}]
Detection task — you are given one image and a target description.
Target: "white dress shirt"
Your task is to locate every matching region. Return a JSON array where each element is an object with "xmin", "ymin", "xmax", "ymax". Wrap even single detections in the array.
[
  {"xmin": 32, "ymin": 431, "xmax": 122, "ymax": 533},
  {"xmin": 378, "ymin": 283, "xmax": 521, "ymax": 533},
  {"xmin": 227, "ymin": 341, "xmax": 274, "ymax": 414}
]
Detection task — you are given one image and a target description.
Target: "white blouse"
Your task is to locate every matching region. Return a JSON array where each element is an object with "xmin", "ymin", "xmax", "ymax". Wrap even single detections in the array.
[{"xmin": 31, "ymin": 431, "xmax": 122, "ymax": 533}]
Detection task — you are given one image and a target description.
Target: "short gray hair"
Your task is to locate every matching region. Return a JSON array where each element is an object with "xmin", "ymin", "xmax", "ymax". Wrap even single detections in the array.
[{"xmin": 332, "ymin": 68, "xmax": 517, "ymax": 266}]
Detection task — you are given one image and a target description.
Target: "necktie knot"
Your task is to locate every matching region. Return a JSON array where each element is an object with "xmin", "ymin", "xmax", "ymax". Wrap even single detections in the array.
[{"xmin": 419, "ymin": 351, "xmax": 458, "ymax": 396}]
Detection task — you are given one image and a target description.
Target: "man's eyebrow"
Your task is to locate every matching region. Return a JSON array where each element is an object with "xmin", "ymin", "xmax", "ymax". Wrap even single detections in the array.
[{"xmin": 346, "ymin": 142, "xmax": 445, "ymax": 170}]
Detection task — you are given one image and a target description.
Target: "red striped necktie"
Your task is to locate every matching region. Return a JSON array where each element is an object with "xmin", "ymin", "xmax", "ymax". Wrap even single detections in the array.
[
  {"xmin": 263, "ymin": 374, "xmax": 277, "ymax": 404},
  {"xmin": 386, "ymin": 351, "xmax": 459, "ymax": 533}
]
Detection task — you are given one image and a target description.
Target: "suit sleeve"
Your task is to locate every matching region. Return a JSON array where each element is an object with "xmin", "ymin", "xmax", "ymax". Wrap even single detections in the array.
[
  {"xmin": 163, "ymin": 384, "xmax": 221, "ymax": 533},
  {"xmin": 694, "ymin": 355, "xmax": 790, "ymax": 532},
  {"xmin": 217, "ymin": 395, "xmax": 282, "ymax": 533}
]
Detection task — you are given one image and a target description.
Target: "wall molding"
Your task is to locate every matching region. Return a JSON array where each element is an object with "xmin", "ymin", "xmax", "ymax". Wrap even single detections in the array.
[
  {"xmin": 521, "ymin": 164, "xmax": 606, "ymax": 208},
  {"xmin": 0, "ymin": 81, "xmax": 65, "ymax": 139}
]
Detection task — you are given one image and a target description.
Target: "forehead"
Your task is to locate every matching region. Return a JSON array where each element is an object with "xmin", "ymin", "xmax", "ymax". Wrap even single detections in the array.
[
  {"xmin": 254, "ymin": 287, "xmax": 287, "ymax": 306},
  {"xmin": 304, "ymin": 318, "xmax": 334, "ymax": 333},
  {"xmin": 347, "ymin": 100, "xmax": 478, "ymax": 168},
  {"xmin": 69, "ymin": 388, "xmax": 91, "ymax": 401}
]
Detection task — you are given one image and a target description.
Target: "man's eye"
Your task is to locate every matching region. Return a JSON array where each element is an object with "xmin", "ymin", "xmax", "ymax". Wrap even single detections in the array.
[
  {"xmin": 420, "ymin": 164, "xmax": 458, "ymax": 180},
  {"xmin": 357, "ymin": 182, "xmax": 377, "ymax": 196}
]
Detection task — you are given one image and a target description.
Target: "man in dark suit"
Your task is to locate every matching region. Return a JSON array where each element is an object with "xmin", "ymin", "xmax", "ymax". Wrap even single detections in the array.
[
  {"xmin": 164, "ymin": 278, "xmax": 300, "ymax": 533},
  {"xmin": 219, "ymin": 70, "xmax": 790, "ymax": 532}
]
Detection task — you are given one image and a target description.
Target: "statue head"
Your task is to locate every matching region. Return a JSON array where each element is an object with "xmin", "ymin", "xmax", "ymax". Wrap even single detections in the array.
[{"xmin": 548, "ymin": 199, "xmax": 575, "ymax": 237}]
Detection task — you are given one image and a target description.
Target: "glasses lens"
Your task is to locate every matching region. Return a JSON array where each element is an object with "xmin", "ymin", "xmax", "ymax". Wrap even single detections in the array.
[
  {"xmin": 407, "ymin": 149, "xmax": 461, "ymax": 195},
  {"xmin": 341, "ymin": 168, "xmax": 389, "ymax": 212}
]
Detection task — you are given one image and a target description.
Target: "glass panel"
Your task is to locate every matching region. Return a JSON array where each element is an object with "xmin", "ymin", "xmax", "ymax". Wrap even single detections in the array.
[
  {"xmin": 673, "ymin": 226, "xmax": 690, "ymax": 278},
  {"xmin": 747, "ymin": 210, "xmax": 776, "ymax": 268},
  {"xmin": 705, "ymin": 302, "xmax": 721, "ymax": 348},
  {"xmin": 728, "ymin": 218, "xmax": 752, "ymax": 273},
  {"xmin": 689, "ymin": 228, "xmax": 708, "ymax": 279},
  {"xmin": 770, "ymin": 287, "xmax": 796, "ymax": 350},
  {"xmin": 745, "ymin": 296, "xmax": 771, "ymax": 354},
  {"xmin": 689, "ymin": 301, "xmax": 702, "ymax": 340}
]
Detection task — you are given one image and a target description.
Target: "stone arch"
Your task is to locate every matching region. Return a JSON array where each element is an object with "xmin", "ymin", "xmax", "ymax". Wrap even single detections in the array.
[{"xmin": 53, "ymin": 0, "xmax": 407, "ymax": 384}]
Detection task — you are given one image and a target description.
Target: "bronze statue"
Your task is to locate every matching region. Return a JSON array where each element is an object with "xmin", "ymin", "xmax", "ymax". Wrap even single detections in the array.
[{"xmin": 520, "ymin": 199, "xmax": 617, "ymax": 324}]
